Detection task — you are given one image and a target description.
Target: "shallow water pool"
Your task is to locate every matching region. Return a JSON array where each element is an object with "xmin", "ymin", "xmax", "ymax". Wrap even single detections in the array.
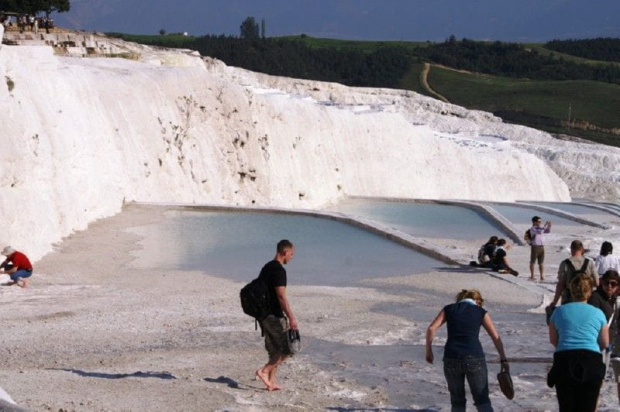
[
  {"xmin": 532, "ymin": 202, "xmax": 618, "ymax": 218},
  {"xmin": 325, "ymin": 199, "xmax": 509, "ymax": 240},
  {"xmin": 129, "ymin": 209, "xmax": 448, "ymax": 286},
  {"xmin": 487, "ymin": 204, "xmax": 581, "ymax": 226}
]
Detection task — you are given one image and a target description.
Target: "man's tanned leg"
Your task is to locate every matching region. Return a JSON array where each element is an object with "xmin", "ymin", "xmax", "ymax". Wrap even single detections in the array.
[{"xmin": 256, "ymin": 355, "xmax": 286, "ymax": 391}]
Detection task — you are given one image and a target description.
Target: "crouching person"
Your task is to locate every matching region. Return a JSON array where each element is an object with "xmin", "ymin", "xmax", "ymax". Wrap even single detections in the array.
[{"xmin": 1, "ymin": 246, "xmax": 33, "ymax": 288}]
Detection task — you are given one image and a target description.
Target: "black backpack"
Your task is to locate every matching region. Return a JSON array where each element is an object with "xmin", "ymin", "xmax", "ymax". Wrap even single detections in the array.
[
  {"xmin": 563, "ymin": 258, "xmax": 591, "ymax": 303},
  {"xmin": 524, "ymin": 228, "xmax": 532, "ymax": 245},
  {"xmin": 240, "ymin": 277, "xmax": 270, "ymax": 331}
]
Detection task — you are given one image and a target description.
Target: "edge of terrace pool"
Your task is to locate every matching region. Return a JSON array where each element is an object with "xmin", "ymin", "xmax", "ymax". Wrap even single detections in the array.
[
  {"xmin": 131, "ymin": 201, "xmax": 464, "ymax": 265},
  {"xmin": 131, "ymin": 198, "xmax": 610, "ymax": 267}
]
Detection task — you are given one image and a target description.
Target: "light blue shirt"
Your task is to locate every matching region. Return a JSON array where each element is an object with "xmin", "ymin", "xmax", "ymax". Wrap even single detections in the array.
[{"xmin": 551, "ymin": 302, "xmax": 606, "ymax": 353}]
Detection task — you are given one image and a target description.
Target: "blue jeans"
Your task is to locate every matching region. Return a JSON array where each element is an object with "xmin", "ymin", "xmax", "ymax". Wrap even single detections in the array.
[
  {"xmin": 444, "ymin": 357, "xmax": 493, "ymax": 412},
  {"xmin": 10, "ymin": 269, "xmax": 32, "ymax": 282}
]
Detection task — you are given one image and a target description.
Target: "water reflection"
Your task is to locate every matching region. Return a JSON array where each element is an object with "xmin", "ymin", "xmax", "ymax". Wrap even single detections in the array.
[{"xmin": 129, "ymin": 210, "xmax": 447, "ymax": 286}]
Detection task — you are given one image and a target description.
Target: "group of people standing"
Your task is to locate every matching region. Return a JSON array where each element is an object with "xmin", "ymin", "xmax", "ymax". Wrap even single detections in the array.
[
  {"xmin": 435, "ymin": 214, "xmax": 620, "ymax": 411},
  {"xmin": 1, "ymin": 13, "xmax": 53, "ymax": 34}
]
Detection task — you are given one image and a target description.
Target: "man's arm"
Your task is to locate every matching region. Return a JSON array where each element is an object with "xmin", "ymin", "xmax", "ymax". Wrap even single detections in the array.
[
  {"xmin": 0, "ymin": 258, "xmax": 15, "ymax": 274},
  {"xmin": 588, "ymin": 260, "xmax": 599, "ymax": 287},
  {"xmin": 275, "ymin": 286, "xmax": 298, "ymax": 330},
  {"xmin": 551, "ymin": 276, "xmax": 565, "ymax": 306}
]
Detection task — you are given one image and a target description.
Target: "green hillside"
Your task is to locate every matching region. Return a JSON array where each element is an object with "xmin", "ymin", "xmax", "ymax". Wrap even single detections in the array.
[{"xmin": 425, "ymin": 66, "xmax": 620, "ymax": 146}]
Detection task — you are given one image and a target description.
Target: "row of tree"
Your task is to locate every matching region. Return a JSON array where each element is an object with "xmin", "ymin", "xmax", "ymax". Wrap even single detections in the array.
[
  {"xmin": 417, "ymin": 37, "xmax": 620, "ymax": 84},
  {"xmin": 114, "ymin": 34, "xmax": 412, "ymax": 89},
  {"xmin": 124, "ymin": 25, "xmax": 620, "ymax": 87},
  {"xmin": 0, "ymin": 0, "xmax": 69, "ymax": 18},
  {"xmin": 545, "ymin": 38, "xmax": 620, "ymax": 63}
]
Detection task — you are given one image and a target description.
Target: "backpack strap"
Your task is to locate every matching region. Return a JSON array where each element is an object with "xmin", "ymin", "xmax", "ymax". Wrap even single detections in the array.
[
  {"xmin": 578, "ymin": 258, "xmax": 590, "ymax": 274},
  {"xmin": 564, "ymin": 259, "xmax": 576, "ymax": 276}
]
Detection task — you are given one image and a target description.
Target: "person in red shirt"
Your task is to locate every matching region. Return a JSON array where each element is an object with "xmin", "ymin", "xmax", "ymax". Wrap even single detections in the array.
[{"xmin": 1, "ymin": 246, "xmax": 33, "ymax": 288}]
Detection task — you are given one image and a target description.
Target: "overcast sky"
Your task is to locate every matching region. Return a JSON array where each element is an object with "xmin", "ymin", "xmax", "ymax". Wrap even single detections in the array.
[{"xmin": 54, "ymin": 0, "xmax": 620, "ymax": 42}]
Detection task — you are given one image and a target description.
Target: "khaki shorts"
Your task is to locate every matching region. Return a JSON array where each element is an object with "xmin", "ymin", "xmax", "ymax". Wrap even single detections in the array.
[
  {"xmin": 260, "ymin": 315, "xmax": 292, "ymax": 359},
  {"xmin": 530, "ymin": 246, "xmax": 545, "ymax": 265}
]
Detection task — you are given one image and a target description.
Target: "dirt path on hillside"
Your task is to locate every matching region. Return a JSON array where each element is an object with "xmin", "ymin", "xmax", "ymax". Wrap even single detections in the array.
[{"xmin": 420, "ymin": 63, "xmax": 450, "ymax": 103}]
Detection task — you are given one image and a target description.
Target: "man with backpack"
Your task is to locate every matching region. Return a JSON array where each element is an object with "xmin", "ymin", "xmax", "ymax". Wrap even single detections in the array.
[
  {"xmin": 528, "ymin": 216, "xmax": 551, "ymax": 281},
  {"xmin": 254, "ymin": 239, "xmax": 298, "ymax": 391},
  {"xmin": 550, "ymin": 240, "xmax": 599, "ymax": 307}
]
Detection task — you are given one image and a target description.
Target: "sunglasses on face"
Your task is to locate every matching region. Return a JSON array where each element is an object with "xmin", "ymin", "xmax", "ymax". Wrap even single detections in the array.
[{"xmin": 603, "ymin": 281, "xmax": 619, "ymax": 287}]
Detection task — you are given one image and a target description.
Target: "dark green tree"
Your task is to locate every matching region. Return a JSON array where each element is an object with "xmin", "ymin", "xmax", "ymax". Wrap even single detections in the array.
[
  {"xmin": 0, "ymin": 0, "xmax": 69, "ymax": 17},
  {"xmin": 240, "ymin": 16, "xmax": 259, "ymax": 40},
  {"xmin": 0, "ymin": 0, "xmax": 20, "ymax": 12},
  {"xmin": 260, "ymin": 18, "xmax": 265, "ymax": 39}
]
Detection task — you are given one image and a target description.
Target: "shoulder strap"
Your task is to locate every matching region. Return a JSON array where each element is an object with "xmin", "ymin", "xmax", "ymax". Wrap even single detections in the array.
[
  {"xmin": 579, "ymin": 258, "xmax": 590, "ymax": 273},
  {"xmin": 564, "ymin": 258, "xmax": 576, "ymax": 273}
]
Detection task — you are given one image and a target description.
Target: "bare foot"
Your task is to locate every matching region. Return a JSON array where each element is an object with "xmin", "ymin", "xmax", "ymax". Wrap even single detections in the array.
[
  {"xmin": 540, "ymin": 277, "xmax": 545, "ymax": 282},
  {"xmin": 269, "ymin": 384, "xmax": 284, "ymax": 391},
  {"xmin": 255, "ymin": 369, "xmax": 273, "ymax": 390},
  {"xmin": 17, "ymin": 279, "xmax": 29, "ymax": 288}
]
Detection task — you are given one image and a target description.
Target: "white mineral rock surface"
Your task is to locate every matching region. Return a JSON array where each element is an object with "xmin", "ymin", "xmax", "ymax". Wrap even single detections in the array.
[{"xmin": 0, "ymin": 36, "xmax": 618, "ymax": 260}]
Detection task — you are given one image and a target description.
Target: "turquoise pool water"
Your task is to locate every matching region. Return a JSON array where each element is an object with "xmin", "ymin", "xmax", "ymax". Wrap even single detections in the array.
[
  {"xmin": 129, "ymin": 209, "xmax": 448, "ymax": 286},
  {"xmin": 532, "ymin": 202, "xmax": 617, "ymax": 217},
  {"xmin": 488, "ymin": 204, "xmax": 581, "ymax": 226},
  {"xmin": 325, "ymin": 199, "xmax": 509, "ymax": 240}
]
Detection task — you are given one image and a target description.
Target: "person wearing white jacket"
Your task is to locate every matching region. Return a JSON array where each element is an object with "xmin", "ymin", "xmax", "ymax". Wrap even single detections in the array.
[{"xmin": 596, "ymin": 242, "xmax": 620, "ymax": 277}]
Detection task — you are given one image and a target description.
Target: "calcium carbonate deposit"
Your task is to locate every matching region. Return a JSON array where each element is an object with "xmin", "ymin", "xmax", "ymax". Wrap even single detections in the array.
[{"xmin": 0, "ymin": 33, "xmax": 618, "ymax": 260}]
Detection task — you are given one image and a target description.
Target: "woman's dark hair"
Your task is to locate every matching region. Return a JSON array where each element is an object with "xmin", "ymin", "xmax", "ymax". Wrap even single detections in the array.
[
  {"xmin": 600, "ymin": 241, "xmax": 613, "ymax": 257},
  {"xmin": 602, "ymin": 270, "xmax": 620, "ymax": 283},
  {"xmin": 487, "ymin": 236, "xmax": 498, "ymax": 245}
]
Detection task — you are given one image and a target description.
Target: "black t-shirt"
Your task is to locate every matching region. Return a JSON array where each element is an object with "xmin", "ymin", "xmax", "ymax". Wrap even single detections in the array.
[
  {"xmin": 493, "ymin": 248, "xmax": 507, "ymax": 266},
  {"xmin": 258, "ymin": 260, "xmax": 287, "ymax": 318},
  {"xmin": 483, "ymin": 243, "xmax": 496, "ymax": 259}
]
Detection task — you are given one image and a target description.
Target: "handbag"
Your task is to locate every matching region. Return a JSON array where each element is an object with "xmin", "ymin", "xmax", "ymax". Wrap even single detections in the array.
[{"xmin": 497, "ymin": 369, "xmax": 514, "ymax": 400}]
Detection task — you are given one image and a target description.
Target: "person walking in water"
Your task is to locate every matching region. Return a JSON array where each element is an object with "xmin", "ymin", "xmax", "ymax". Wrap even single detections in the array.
[
  {"xmin": 529, "ymin": 216, "xmax": 551, "ymax": 281},
  {"xmin": 426, "ymin": 289, "xmax": 509, "ymax": 412},
  {"xmin": 0, "ymin": 246, "xmax": 33, "ymax": 288},
  {"xmin": 255, "ymin": 239, "xmax": 298, "ymax": 391}
]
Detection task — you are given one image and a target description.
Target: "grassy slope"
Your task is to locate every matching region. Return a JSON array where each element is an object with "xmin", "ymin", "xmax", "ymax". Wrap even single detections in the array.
[{"xmin": 426, "ymin": 66, "xmax": 620, "ymax": 146}]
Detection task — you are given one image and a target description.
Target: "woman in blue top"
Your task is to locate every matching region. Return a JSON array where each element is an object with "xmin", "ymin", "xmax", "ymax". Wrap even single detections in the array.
[
  {"xmin": 548, "ymin": 273, "xmax": 609, "ymax": 412},
  {"xmin": 426, "ymin": 289, "xmax": 509, "ymax": 412}
]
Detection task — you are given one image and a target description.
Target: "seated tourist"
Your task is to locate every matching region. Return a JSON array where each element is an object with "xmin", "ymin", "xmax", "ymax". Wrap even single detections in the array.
[{"xmin": 492, "ymin": 239, "xmax": 519, "ymax": 276}]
